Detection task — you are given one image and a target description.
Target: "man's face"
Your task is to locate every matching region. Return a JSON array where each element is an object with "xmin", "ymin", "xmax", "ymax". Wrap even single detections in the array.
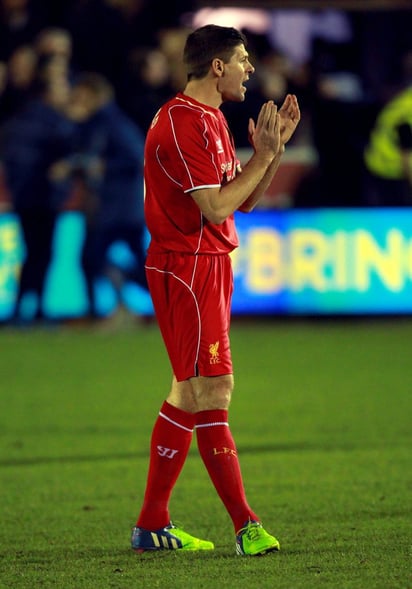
[
  {"xmin": 218, "ymin": 44, "xmax": 255, "ymax": 103},
  {"xmin": 68, "ymin": 87, "xmax": 98, "ymax": 122}
]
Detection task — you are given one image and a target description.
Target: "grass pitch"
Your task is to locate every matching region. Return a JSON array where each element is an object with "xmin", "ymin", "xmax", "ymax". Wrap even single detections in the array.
[{"xmin": 0, "ymin": 317, "xmax": 411, "ymax": 588}]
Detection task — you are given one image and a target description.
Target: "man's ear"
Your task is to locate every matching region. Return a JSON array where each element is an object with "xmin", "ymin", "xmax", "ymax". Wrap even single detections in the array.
[{"xmin": 212, "ymin": 58, "xmax": 224, "ymax": 76}]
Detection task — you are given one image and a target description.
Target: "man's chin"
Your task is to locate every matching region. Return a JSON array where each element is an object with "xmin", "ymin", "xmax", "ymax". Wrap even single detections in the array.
[
  {"xmin": 235, "ymin": 87, "xmax": 247, "ymax": 102},
  {"xmin": 222, "ymin": 89, "xmax": 246, "ymax": 103}
]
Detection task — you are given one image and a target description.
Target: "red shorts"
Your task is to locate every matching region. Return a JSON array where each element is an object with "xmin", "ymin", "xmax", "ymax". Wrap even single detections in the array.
[{"xmin": 145, "ymin": 252, "xmax": 234, "ymax": 381}]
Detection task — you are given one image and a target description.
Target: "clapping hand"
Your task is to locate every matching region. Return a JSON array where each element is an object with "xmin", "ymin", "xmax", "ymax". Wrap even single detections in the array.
[
  {"xmin": 248, "ymin": 101, "xmax": 281, "ymax": 156},
  {"xmin": 248, "ymin": 94, "xmax": 300, "ymax": 157},
  {"xmin": 278, "ymin": 94, "xmax": 300, "ymax": 145}
]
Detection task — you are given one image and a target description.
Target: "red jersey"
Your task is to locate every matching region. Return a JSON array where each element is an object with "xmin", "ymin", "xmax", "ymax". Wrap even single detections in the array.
[{"xmin": 144, "ymin": 93, "xmax": 240, "ymax": 255}]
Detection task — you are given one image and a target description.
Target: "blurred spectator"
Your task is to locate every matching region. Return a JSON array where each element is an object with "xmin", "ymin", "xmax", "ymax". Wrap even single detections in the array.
[
  {"xmin": 0, "ymin": 0, "xmax": 47, "ymax": 60},
  {"xmin": 0, "ymin": 26, "xmax": 74, "ymax": 123},
  {"xmin": 35, "ymin": 26, "xmax": 72, "ymax": 61},
  {"xmin": 35, "ymin": 26, "xmax": 72, "ymax": 72},
  {"xmin": 303, "ymin": 16, "xmax": 368, "ymax": 208},
  {"xmin": 0, "ymin": 43, "xmax": 37, "ymax": 121},
  {"xmin": 0, "ymin": 74, "xmax": 74, "ymax": 322},
  {"xmin": 34, "ymin": 26, "xmax": 75, "ymax": 95},
  {"xmin": 363, "ymin": 50, "xmax": 412, "ymax": 207},
  {"xmin": 118, "ymin": 46, "xmax": 175, "ymax": 133},
  {"xmin": 62, "ymin": 72, "xmax": 148, "ymax": 319},
  {"xmin": 157, "ymin": 26, "xmax": 191, "ymax": 92}
]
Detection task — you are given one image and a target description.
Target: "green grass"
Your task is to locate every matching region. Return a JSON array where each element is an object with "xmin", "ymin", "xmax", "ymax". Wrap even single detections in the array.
[{"xmin": 0, "ymin": 317, "xmax": 411, "ymax": 588}]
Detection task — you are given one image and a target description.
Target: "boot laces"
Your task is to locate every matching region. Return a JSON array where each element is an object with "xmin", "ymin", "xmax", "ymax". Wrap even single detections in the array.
[{"xmin": 245, "ymin": 522, "xmax": 261, "ymax": 541}]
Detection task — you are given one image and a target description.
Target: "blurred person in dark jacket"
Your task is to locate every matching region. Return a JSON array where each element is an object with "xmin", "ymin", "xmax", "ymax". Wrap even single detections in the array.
[
  {"xmin": 34, "ymin": 26, "xmax": 74, "ymax": 86},
  {"xmin": 0, "ymin": 73, "xmax": 74, "ymax": 322},
  {"xmin": 0, "ymin": 0, "xmax": 48, "ymax": 61},
  {"xmin": 118, "ymin": 46, "xmax": 174, "ymax": 134},
  {"xmin": 0, "ymin": 27, "xmax": 73, "ymax": 122},
  {"xmin": 63, "ymin": 72, "xmax": 148, "ymax": 319},
  {"xmin": 0, "ymin": 43, "xmax": 37, "ymax": 121}
]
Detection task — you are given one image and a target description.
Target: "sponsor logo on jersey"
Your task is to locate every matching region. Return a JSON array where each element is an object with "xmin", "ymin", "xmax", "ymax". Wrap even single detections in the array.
[{"xmin": 216, "ymin": 139, "xmax": 224, "ymax": 153}]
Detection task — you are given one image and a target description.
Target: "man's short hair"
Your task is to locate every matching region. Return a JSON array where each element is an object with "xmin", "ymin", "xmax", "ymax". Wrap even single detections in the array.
[{"xmin": 183, "ymin": 24, "xmax": 247, "ymax": 81}]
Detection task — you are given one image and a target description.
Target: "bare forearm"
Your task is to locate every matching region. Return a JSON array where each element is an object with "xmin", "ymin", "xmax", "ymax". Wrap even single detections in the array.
[
  {"xmin": 191, "ymin": 99, "xmax": 293, "ymax": 224},
  {"xmin": 192, "ymin": 150, "xmax": 275, "ymax": 224}
]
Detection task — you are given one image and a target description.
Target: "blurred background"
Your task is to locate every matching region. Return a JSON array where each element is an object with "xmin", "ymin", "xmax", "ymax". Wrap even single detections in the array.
[{"xmin": 0, "ymin": 0, "xmax": 411, "ymax": 324}]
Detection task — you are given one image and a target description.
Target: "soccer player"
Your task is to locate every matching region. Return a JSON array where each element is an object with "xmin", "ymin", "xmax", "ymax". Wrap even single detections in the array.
[{"xmin": 131, "ymin": 24, "xmax": 300, "ymax": 556}]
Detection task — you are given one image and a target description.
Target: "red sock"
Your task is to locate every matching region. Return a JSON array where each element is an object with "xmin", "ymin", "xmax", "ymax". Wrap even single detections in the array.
[
  {"xmin": 195, "ymin": 409, "xmax": 259, "ymax": 532},
  {"xmin": 136, "ymin": 401, "xmax": 195, "ymax": 530}
]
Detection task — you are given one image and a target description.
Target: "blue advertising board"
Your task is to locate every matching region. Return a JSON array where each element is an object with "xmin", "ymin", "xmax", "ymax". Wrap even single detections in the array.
[
  {"xmin": 1, "ymin": 208, "xmax": 412, "ymax": 319},
  {"xmin": 232, "ymin": 208, "xmax": 412, "ymax": 314}
]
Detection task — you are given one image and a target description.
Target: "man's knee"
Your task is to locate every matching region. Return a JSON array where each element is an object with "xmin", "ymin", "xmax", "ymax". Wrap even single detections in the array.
[
  {"xmin": 166, "ymin": 374, "xmax": 234, "ymax": 413},
  {"xmin": 192, "ymin": 374, "xmax": 234, "ymax": 411}
]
